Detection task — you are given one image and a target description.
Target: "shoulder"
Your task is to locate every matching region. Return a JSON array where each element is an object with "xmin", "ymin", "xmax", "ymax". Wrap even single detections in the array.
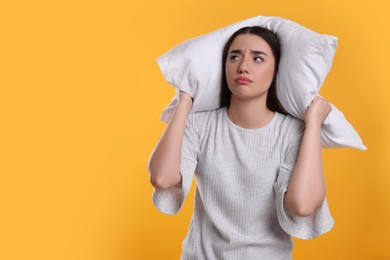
[
  {"xmin": 277, "ymin": 113, "xmax": 303, "ymax": 126},
  {"xmin": 276, "ymin": 113, "xmax": 305, "ymax": 141},
  {"xmin": 277, "ymin": 112, "xmax": 304, "ymax": 129},
  {"xmin": 184, "ymin": 108, "xmax": 223, "ymax": 146},
  {"xmin": 187, "ymin": 107, "xmax": 224, "ymax": 130}
]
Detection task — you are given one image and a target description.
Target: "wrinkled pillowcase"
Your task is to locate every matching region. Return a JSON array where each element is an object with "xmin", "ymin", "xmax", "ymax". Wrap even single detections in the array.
[{"xmin": 156, "ymin": 15, "xmax": 366, "ymax": 150}]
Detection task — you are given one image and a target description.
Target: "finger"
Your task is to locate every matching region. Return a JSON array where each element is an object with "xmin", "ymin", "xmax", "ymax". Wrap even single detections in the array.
[{"xmin": 307, "ymin": 98, "xmax": 315, "ymax": 109}]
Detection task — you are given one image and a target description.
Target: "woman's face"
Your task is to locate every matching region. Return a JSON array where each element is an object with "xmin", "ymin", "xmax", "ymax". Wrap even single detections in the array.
[{"xmin": 225, "ymin": 34, "xmax": 275, "ymax": 102}]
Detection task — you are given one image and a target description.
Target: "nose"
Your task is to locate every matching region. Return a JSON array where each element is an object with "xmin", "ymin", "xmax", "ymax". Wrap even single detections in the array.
[{"xmin": 238, "ymin": 56, "xmax": 249, "ymax": 74}]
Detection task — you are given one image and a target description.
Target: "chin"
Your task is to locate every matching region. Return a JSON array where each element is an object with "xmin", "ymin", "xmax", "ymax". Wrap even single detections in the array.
[
  {"xmin": 230, "ymin": 89, "xmax": 269, "ymax": 102},
  {"xmin": 229, "ymin": 85, "xmax": 251, "ymax": 95}
]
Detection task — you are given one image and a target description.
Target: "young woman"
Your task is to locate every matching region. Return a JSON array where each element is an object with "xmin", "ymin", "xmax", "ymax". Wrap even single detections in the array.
[{"xmin": 148, "ymin": 26, "xmax": 334, "ymax": 260}]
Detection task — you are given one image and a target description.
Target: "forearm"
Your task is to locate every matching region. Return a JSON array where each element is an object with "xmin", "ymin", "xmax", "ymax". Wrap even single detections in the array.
[
  {"xmin": 148, "ymin": 98, "xmax": 192, "ymax": 189},
  {"xmin": 284, "ymin": 123, "xmax": 326, "ymax": 217}
]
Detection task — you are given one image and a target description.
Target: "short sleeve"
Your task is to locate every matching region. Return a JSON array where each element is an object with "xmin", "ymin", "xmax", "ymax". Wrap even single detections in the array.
[
  {"xmin": 273, "ymin": 117, "xmax": 334, "ymax": 239},
  {"xmin": 151, "ymin": 113, "xmax": 200, "ymax": 215}
]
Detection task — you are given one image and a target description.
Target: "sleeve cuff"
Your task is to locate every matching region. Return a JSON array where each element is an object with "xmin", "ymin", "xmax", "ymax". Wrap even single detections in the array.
[{"xmin": 273, "ymin": 163, "xmax": 335, "ymax": 239}]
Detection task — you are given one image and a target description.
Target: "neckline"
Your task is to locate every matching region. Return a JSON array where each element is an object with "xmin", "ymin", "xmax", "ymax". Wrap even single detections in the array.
[{"xmin": 223, "ymin": 106, "xmax": 279, "ymax": 132}]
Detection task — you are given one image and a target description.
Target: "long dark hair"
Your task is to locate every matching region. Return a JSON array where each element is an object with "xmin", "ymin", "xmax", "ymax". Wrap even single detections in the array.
[{"xmin": 220, "ymin": 26, "xmax": 288, "ymax": 115}]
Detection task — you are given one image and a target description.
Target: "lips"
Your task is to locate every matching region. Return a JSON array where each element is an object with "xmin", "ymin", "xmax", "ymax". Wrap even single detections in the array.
[{"xmin": 235, "ymin": 77, "xmax": 253, "ymax": 85}]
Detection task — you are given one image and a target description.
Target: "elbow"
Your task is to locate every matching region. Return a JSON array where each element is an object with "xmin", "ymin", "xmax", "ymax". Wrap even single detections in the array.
[
  {"xmin": 149, "ymin": 169, "xmax": 182, "ymax": 190},
  {"xmin": 150, "ymin": 174, "xmax": 170, "ymax": 190},
  {"xmin": 147, "ymin": 161, "xmax": 168, "ymax": 189},
  {"xmin": 289, "ymin": 205, "xmax": 318, "ymax": 217},
  {"xmin": 147, "ymin": 157, "xmax": 182, "ymax": 189},
  {"xmin": 285, "ymin": 194, "xmax": 325, "ymax": 217}
]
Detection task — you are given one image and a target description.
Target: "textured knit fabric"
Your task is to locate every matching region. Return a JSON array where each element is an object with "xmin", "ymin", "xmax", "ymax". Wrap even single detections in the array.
[{"xmin": 151, "ymin": 107, "xmax": 334, "ymax": 260}]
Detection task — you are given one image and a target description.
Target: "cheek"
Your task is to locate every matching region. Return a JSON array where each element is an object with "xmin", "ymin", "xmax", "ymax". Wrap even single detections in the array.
[
  {"xmin": 225, "ymin": 65, "xmax": 237, "ymax": 90},
  {"xmin": 260, "ymin": 64, "xmax": 275, "ymax": 82},
  {"xmin": 225, "ymin": 64, "xmax": 235, "ymax": 80}
]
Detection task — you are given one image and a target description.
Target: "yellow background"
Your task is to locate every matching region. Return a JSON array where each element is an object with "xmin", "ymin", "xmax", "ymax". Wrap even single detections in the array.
[{"xmin": 1, "ymin": 0, "xmax": 389, "ymax": 259}]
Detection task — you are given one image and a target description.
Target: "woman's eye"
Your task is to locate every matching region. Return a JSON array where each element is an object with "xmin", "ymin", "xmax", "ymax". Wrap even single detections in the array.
[
  {"xmin": 254, "ymin": 57, "xmax": 264, "ymax": 62},
  {"xmin": 229, "ymin": 55, "xmax": 240, "ymax": 61}
]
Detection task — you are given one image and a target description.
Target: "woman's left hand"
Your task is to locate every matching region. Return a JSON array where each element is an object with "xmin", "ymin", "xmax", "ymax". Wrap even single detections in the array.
[{"xmin": 304, "ymin": 96, "xmax": 332, "ymax": 127}]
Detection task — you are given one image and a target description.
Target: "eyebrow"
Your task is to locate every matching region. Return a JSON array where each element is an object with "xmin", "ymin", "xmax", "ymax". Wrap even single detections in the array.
[{"xmin": 229, "ymin": 49, "xmax": 268, "ymax": 56}]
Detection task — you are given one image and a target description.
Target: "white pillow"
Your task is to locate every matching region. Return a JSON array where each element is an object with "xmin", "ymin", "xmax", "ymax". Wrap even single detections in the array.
[{"xmin": 156, "ymin": 16, "xmax": 366, "ymax": 150}]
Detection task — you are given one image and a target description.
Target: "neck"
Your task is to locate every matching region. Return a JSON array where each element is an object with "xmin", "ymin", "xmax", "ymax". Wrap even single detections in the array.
[{"xmin": 227, "ymin": 95, "xmax": 275, "ymax": 129}]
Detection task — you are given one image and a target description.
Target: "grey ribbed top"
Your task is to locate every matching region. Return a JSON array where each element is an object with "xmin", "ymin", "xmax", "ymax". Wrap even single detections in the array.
[{"xmin": 151, "ymin": 107, "xmax": 334, "ymax": 260}]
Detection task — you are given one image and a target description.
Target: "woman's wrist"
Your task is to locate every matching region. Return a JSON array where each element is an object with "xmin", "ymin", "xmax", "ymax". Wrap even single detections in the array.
[
  {"xmin": 304, "ymin": 119, "xmax": 322, "ymax": 128},
  {"xmin": 304, "ymin": 121, "xmax": 322, "ymax": 131},
  {"xmin": 178, "ymin": 92, "xmax": 193, "ymax": 112}
]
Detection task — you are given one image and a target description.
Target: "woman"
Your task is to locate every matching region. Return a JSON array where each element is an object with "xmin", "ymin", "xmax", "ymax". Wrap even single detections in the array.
[{"xmin": 148, "ymin": 26, "xmax": 334, "ymax": 260}]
